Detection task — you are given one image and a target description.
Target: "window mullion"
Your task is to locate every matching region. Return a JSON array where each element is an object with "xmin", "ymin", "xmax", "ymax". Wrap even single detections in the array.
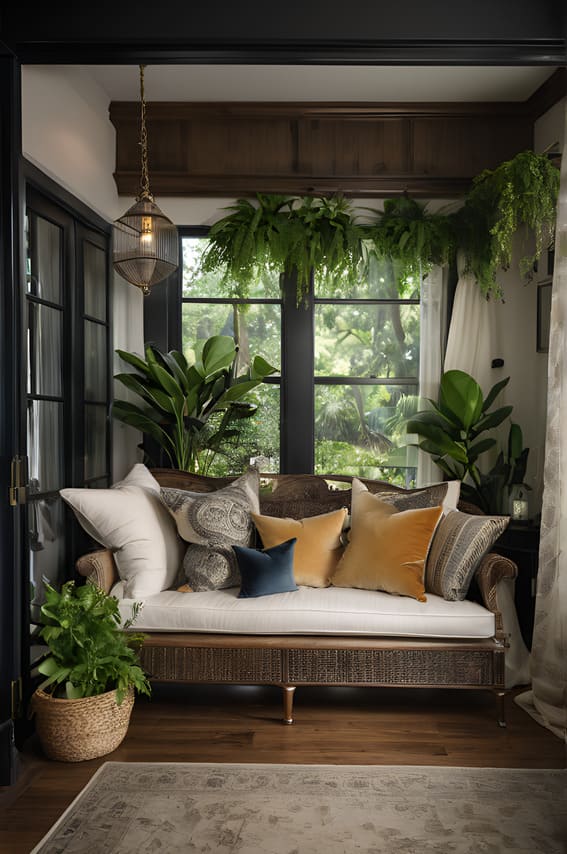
[{"xmin": 281, "ymin": 271, "xmax": 314, "ymax": 474}]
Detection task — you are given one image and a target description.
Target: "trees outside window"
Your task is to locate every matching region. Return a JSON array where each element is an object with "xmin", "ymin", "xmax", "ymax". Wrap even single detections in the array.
[{"xmin": 180, "ymin": 233, "xmax": 419, "ymax": 484}]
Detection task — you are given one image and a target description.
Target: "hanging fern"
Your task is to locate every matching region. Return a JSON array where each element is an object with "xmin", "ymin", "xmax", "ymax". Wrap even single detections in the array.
[
  {"xmin": 200, "ymin": 194, "xmax": 293, "ymax": 297},
  {"xmin": 365, "ymin": 196, "xmax": 455, "ymax": 288},
  {"xmin": 454, "ymin": 150, "xmax": 560, "ymax": 298},
  {"xmin": 285, "ymin": 195, "xmax": 364, "ymax": 301},
  {"xmin": 198, "ymin": 150, "xmax": 559, "ymax": 302}
]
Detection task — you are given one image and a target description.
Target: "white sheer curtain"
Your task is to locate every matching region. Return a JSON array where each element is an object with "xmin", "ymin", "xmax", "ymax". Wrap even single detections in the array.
[
  {"xmin": 516, "ymin": 102, "xmax": 567, "ymax": 740},
  {"xmin": 416, "ymin": 265, "xmax": 445, "ymax": 487},
  {"xmin": 444, "ymin": 252, "xmax": 497, "ymax": 396}
]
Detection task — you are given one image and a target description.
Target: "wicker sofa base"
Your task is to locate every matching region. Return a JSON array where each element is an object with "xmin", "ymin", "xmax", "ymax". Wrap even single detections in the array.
[{"xmin": 139, "ymin": 633, "xmax": 507, "ymax": 726}]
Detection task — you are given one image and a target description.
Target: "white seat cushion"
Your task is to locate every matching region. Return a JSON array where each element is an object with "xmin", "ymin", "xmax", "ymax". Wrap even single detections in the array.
[{"xmin": 114, "ymin": 583, "xmax": 495, "ymax": 640}]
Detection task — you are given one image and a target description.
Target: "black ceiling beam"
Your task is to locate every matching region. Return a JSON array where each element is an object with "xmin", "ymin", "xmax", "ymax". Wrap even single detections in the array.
[{"xmin": 3, "ymin": 40, "xmax": 566, "ymax": 67}]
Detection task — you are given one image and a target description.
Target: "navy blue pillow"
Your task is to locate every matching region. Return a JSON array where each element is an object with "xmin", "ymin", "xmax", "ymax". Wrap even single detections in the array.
[{"xmin": 234, "ymin": 538, "xmax": 299, "ymax": 598}]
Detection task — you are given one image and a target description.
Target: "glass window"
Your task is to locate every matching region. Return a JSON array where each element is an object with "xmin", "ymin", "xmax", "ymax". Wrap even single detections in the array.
[
  {"xmin": 85, "ymin": 404, "xmax": 108, "ymax": 481},
  {"xmin": 84, "ymin": 240, "xmax": 107, "ymax": 320},
  {"xmin": 179, "ymin": 229, "xmax": 419, "ymax": 483},
  {"xmin": 27, "ymin": 302, "xmax": 63, "ymax": 396},
  {"xmin": 84, "ymin": 320, "xmax": 108, "ymax": 401}
]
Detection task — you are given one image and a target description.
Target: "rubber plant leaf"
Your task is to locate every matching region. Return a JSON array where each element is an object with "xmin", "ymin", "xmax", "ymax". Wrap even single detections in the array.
[
  {"xmin": 439, "ymin": 370, "xmax": 484, "ymax": 430},
  {"xmin": 482, "ymin": 376, "xmax": 510, "ymax": 412}
]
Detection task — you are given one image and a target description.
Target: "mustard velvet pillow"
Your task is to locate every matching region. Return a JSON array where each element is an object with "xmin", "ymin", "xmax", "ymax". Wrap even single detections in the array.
[
  {"xmin": 331, "ymin": 496, "xmax": 443, "ymax": 601},
  {"xmin": 251, "ymin": 508, "xmax": 348, "ymax": 587}
]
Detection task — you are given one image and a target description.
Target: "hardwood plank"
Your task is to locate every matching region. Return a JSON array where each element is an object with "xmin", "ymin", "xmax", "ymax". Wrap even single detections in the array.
[{"xmin": 0, "ymin": 685, "xmax": 563, "ymax": 854}]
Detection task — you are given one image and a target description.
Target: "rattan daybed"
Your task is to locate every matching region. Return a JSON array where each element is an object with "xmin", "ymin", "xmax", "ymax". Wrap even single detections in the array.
[{"xmin": 76, "ymin": 470, "xmax": 517, "ymax": 726}]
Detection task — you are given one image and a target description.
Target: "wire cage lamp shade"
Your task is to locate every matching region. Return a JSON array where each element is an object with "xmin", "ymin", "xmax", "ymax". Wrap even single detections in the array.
[{"xmin": 112, "ymin": 65, "xmax": 178, "ymax": 296}]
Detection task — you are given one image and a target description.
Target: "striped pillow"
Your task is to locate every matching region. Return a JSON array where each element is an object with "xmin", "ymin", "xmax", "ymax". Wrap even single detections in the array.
[{"xmin": 425, "ymin": 511, "xmax": 509, "ymax": 600}]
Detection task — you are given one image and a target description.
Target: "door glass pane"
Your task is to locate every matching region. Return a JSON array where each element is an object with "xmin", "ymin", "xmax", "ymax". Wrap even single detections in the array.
[
  {"xmin": 182, "ymin": 236, "xmax": 281, "ymax": 299},
  {"xmin": 314, "ymin": 303, "xmax": 419, "ymax": 378},
  {"xmin": 84, "ymin": 240, "xmax": 107, "ymax": 320},
  {"xmin": 85, "ymin": 320, "xmax": 107, "ymax": 401},
  {"xmin": 204, "ymin": 383, "xmax": 280, "ymax": 476},
  {"xmin": 182, "ymin": 302, "xmax": 281, "ymax": 373},
  {"xmin": 27, "ymin": 215, "xmax": 62, "ymax": 303},
  {"xmin": 314, "ymin": 383, "xmax": 418, "ymax": 485},
  {"xmin": 27, "ymin": 302, "xmax": 63, "ymax": 396},
  {"xmin": 28, "ymin": 497, "xmax": 66, "ymax": 623},
  {"xmin": 27, "ymin": 401, "xmax": 64, "ymax": 494},
  {"xmin": 85, "ymin": 404, "xmax": 108, "ymax": 480}
]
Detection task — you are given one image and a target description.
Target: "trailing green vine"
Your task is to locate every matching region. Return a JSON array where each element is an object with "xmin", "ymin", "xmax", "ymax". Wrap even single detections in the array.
[
  {"xmin": 453, "ymin": 150, "xmax": 560, "ymax": 298},
  {"xmin": 199, "ymin": 150, "xmax": 559, "ymax": 301}
]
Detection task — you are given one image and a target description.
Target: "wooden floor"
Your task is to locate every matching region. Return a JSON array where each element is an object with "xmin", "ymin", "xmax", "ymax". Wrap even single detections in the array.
[{"xmin": 0, "ymin": 684, "xmax": 564, "ymax": 853}]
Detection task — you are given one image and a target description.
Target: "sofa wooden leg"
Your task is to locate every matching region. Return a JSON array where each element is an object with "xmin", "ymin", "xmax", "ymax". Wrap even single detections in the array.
[
  {"xmin": 282, "ymin": 685, "xmax": 296, "ymax": 724},
  {"xmin": 494, "ymin": 690, "xmax": 507, "ymax": 727}
]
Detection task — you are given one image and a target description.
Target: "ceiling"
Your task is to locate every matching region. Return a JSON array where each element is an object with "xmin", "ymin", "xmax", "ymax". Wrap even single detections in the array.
[{"xmin": 79, "ymin": 64, "xmax": 557, "ymax": 103}]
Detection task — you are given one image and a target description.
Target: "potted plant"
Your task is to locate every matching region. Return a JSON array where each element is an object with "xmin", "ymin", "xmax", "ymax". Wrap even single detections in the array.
[
  {"xmin": 406, "ymin": 369, "xmax": 515, "ymax": 514},
  {"xmin": 112, "ymin": 334, "xmax": 276, "ymax": 473},
  {"xmin": 31, "ymin": 580, "xmax": 150, "ymax": 762}
]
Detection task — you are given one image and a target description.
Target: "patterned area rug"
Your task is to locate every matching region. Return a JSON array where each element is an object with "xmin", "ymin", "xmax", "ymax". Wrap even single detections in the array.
[{"xmin": 32, "ymin": 762, "xmax": 566, "ymax": 854}]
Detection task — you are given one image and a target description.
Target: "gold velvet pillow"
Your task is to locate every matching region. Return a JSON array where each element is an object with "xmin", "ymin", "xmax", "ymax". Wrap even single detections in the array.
[
  {"xmin": 331, "ymin": 495, "xmax": 442, "ymax": 601},
  {"xmin": 251, "ymin": 508, "xmax": 348, "ymax": 587}
]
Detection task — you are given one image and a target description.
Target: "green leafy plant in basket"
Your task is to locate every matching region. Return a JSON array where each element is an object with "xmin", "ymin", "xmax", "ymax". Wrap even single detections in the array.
[
  {"xmin": 406, "ymin": 370, "xmax": 516, "ymax": 514},
  {"xmin": 37, "ymin": 581, "xmax": 150, "ymax": 704},
  {"xmin": 113, "ymin": 334, "xmax": 277, "ymax": 473}
]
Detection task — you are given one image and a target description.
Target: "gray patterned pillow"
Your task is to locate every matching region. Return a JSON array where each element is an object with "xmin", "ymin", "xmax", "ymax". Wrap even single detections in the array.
[
  {"xmin": 425, "ymin": 510, "xmax": 509, "ymax": 600},
  {"xmin": 161, "ymin": 469, "xmax": 260, "ymax": 591}
]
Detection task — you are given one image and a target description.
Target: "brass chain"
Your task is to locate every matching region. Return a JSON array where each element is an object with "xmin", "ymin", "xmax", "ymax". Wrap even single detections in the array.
[{"xmin": 138, "ymin": 64, "xmax": 151, "ymax": 200}]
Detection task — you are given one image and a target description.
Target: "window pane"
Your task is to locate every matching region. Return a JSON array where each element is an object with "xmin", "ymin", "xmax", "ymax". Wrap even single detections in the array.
[
  {"xmin": 27, "ymin": 401, "xmax": 64, "ymax": 493},
  {"xmin": 85, "ymin": 320, "xmax": 107, "ymax": 401},
  {"xmin": 182, "ymin": 302, "xmax": 281, "ymax": 374},
  {"xmin": 314, "ymin": 383, "xmax": 418, "ymax": 485},
  {"xmin": 314, "ymin": 250, "xmax": 420, "ymax": 300},
  {"xmin": 85, "ymin": 404, "xmax": 108, "ymax": 480},
  {"xmin": 315, "ymin": 303, "xmax": 419, "ymax": 378},
  {"xmin": 204, "ymin": 383, "xmax": 280, "ymax": 476},
  {"xmin": 182, "ymin": 236, "xmax": 281, "ymax": 298},
  {"xmin": 84, "ymin": 240, "xmax": 107, "ymax": 320},
  {"xmin": 27, "ymin": 215, "xmax": 62, "ymax": 303},
  {"xmin": 28, "ymin": 497, "xmax": 66, "ymax": 622},
  {"xmin": 27, "ymin": 302, "xmax": 63, "ymax": 396}
]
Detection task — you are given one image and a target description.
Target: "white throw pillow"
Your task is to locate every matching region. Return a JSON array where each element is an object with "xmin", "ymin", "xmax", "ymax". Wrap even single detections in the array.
[{"xmin": 60, "ymin": 464, "xmax": 184, "ymax": 599}]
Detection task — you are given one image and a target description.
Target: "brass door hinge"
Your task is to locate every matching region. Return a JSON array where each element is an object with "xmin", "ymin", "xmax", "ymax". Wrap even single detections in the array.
[
  {"xmin": 11, "ymin": 677, "xmax": 23, "ymax": 720},
  {"xmin": 9, "ymin": 455, "xmax": 28, "ymax": 506}
]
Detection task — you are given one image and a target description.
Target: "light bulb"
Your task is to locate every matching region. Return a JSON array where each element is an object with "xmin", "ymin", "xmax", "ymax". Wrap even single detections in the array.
[{"xmin": 140, "ymin": 216, "xmax": 153, "ymax": 246}]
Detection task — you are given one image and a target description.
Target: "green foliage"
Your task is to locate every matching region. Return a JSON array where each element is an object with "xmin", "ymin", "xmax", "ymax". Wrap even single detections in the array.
[
  {"xmin": 365, "ymin": 196, "xmax": 455, "ymax": 287},
  {"xmin": 199, "ymin": 151, "xmax": 559, "ymax": 301},
  {"xmin": 113, "ymin": 335, "xmax": 277, "ymax": 473},
  {"xmin": 453, "ymin": 150, "xmax": 560, "ymax": 298},
  {"xmin": 407, "ymin": 370, "xmax": 511, "ymax": 509},
  {"xmin": 406, "ymin": 369, "xmax": 530, "ymax": 513},
  {"xmin": 37, "ymin": 581, "xmax": 150, "ymax": 704}
]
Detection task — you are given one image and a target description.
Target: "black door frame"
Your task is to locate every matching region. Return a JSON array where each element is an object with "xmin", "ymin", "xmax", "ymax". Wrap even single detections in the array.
[{"xmin": 0, "ymin": 4, "xmax": 564, "ymax": 785}]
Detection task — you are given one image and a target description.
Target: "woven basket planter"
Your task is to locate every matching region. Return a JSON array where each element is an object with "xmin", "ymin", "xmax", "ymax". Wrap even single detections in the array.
[{"xmin": 32, "ymin": 687, "xmax": 134, "ymax": 762}]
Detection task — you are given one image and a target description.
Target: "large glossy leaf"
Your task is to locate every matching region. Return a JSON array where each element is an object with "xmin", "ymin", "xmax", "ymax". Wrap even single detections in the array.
[
  {"xmin": 407, "ymin": 409, "xmax": 459, "ymax": 438},
  {"xmin": 201, "ymin": 335, "xmax": 237, "ymax": 377},
  {"xmin": 439, "ymin": 370, "xmax": 484, "ymax": 430},
  {"xmin": 111, "ymin": 401, "xmax": 170, "ymax": 446},
  {"xmin": 250, "ymin": 355, "xmax": 278, "ymax": 380},
  {"xmin": 406, "ymin": 420, "xmax": 469, "ymax": 462},
  {"xmin": 115, "ymin": 349, "xmax": 152, "ymax": 377},
  {"xmin": 147, "ymin": 361, "xmax": 185, "ymax": 401},
  {"xmin": 472, "ymin": 405, "xmax": 514, "ymax": 435},
  {"xmin": 467, "ymin": 437, "xmax": 497, "ymax": 462},
  {"xmin": 218, "ymin": 380, "xmax": 262, "ymax": 404},
  {"xmin": 482, "ymin": 376, "xmax": 510, "ymax": 412},
  {"xmin": 508, "ymin": 422, "xmax": 524, "ymax": 460},
  {"xmin": 161, "ymin": 352, "xmax": 190, "ymax": 393},
  {"xmin": 114, "ymin": 373, "xmax": 176, "ymax": 414}
]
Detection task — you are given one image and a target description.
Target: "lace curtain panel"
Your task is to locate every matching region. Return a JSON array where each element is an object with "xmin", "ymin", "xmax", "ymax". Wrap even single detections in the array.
[{"xmin": 516, "ymin": 101, "xmax": 567, "ymax": 740}]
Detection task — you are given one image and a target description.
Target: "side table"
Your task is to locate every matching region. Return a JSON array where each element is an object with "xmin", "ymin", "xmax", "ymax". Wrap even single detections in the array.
[{"xmin": 493, "ymin": 521, "xmax": 540, "ymax": 649}]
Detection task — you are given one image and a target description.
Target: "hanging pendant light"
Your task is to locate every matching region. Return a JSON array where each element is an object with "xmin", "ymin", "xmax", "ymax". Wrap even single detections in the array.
[{"xmin": 113, "ymin": 65, "xmax": 178, "ymax": 296}]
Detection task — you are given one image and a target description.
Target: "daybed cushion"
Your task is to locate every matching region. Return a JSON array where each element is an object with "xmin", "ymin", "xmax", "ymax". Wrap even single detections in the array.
[
  {"xmin": 112, "ymin": 583, "xmax": 496, "ymax": 640},
  {"xmin": 426, "ymin": 510, "xmax": 510, "ymax": 600},
  {"xmin": 332, "ymin": 500, "xmax": 443, "ymax": 601},
  {"xmin": 251, "ymin": 508, "xmax": 348, "ymax": 587},
  {"xmin": 234, "ymin": 539, "xmax": 299, "ymax": 598},
  {"xmin": 161, "ymin": 469, "xmax": 260, "ymax": 591},
  {"xmin": 60, "ymin": 464, "xmax": 184, "ymax": 599}
]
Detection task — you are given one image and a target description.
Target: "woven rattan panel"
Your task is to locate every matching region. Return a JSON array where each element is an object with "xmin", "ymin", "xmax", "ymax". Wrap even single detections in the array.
[
  {"xmin": 140, "ymin": 646, "xmax": 283, "ymax": 683},
  {"xmin": 286, "ymin": 648, "xmax": 501, "ymax": 687}
]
